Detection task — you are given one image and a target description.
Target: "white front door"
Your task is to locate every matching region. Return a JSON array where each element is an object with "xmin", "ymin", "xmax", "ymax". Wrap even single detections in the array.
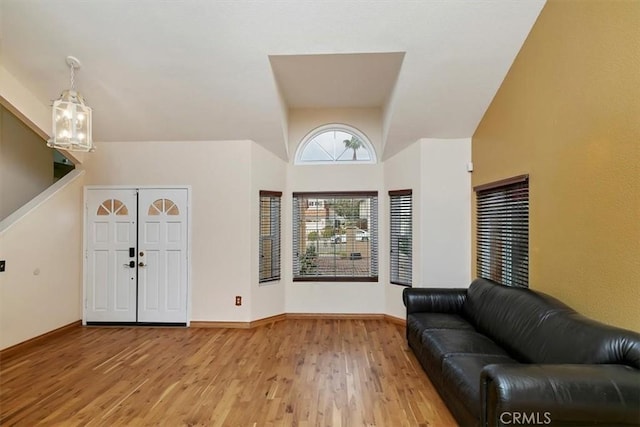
[
  {"xmin": 85, "ymin": 187, "xmax": 189, "ymax": 324},
  {"xmin": 86, "ymin": 189, "xmax": 138, "ymax": 322},
  {"xmin": 137, "ymin": 189, "xmax": 188, "ymax": 323}
]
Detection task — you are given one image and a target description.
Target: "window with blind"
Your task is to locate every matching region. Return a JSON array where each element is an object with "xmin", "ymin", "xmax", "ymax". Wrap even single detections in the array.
[
  {"xmin": 259, "ymin": 191, "xmax": 282, "ymax": 283},
  {"xmin": 389, "ymin": 190, "xmax": 412, "ymax": 286},
  {"xmin": 293, "ymin": 192, "xmax": 378, "ymax": 281},
  {"xmin": 475, "ymin": 175, "xmax": 529, "ymax": 288}
]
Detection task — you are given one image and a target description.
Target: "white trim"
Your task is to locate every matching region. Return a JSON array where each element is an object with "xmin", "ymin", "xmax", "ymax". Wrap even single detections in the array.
[
  {"xmin": 294, "ymin": 123, "xmax": 377, "ymax": 165},
  {"xmin": 186, "ymin": 187, "xmax": 192, "ymax": 326},
  {"xmin": 85, "ymin": 185, "xmax": 192, "ymax": 190},
  {"xmin": 82, "ymin": 186, "xmax": 88, "ymax": 325},
  {"xmin": 0, "ymin": 168, "xmax": 85, "ymax": 235}
]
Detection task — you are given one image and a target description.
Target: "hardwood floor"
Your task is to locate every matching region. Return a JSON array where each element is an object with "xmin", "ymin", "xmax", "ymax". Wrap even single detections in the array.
[{"xmin": 0, "ymin": 319, "xmax": 456, "ymax": 426}]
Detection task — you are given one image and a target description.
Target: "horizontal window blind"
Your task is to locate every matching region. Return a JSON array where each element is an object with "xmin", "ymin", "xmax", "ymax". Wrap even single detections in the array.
[
  {"xmin": 475, "ymin": 176, "xmax": 529, "ymax": 288},
  {"xmin": 293, "ymin": 192, "xmax": 378, "ymax": 282},
  {"xmin": 390, "ymin": 190, "xmax": 412, "ymax": 286},
  {"xmin": 259, "ymin": 191, "xmax": 282, "ymax": 283}
]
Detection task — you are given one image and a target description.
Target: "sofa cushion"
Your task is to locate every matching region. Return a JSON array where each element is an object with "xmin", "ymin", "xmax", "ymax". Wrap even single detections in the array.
[
  {"xmin": 420, "ymin": 329, "xmax": 510, "ymax": 376},
  {"xmin": 442, "ymin": 354, "xmax": 516, "ymax": 419},
  {"xmin": 408, "ymin": 312, "xmax": 475, "ymax": 332},
  {"xmin": 462, "ymin": 278, "xmax": 572, "ymax": 363},
  {"xmin": 406, "ymin": 313, "xmax": 477, "ymax": 368},
  {"xmin": 462, "ymin": 279, "xmax": 640, "ymax": 367}
]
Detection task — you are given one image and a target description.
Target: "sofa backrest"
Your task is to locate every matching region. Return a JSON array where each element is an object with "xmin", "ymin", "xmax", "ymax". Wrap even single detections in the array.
[{"xmin": 462, "ymin": 278, "xmax": 640, "ymax": 368}]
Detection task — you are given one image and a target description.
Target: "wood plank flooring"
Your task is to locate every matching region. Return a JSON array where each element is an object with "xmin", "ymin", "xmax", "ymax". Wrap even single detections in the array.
[{"xmin": 0, "ymin": 319, "xmax": 456, "ymax": 426}]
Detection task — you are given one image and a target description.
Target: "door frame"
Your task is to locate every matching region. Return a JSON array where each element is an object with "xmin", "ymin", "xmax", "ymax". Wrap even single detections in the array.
[{"xmin": 83, "ymin": 185, "xmax": 192, "ymax": 326}]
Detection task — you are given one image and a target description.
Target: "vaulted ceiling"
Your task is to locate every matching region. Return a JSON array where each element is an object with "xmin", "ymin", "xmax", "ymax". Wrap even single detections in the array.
[{"xmin": 0, "ymin": 0, "xmax": 545, "ymax": 160}]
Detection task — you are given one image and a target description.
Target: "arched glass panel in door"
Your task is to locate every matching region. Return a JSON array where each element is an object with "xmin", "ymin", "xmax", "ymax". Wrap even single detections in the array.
[
  {"xmin": 148, "ymin": 198, "xmax": 180, "ymax": 216},
  {"xmin": 96, "ymin": 199, "xmax": 129, "ymax": 216}
]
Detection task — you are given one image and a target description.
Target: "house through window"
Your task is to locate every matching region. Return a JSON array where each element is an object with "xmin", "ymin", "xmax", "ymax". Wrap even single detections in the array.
[
  {"xmin": 293, "ymin": 192, "xmax": 378, "ymax": 281},
  {"xmin": 475, "ymin": 175, "xmax": 529, "ymax": 288}
]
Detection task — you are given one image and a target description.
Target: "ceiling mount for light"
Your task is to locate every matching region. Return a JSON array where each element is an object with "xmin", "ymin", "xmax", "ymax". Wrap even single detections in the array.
[
  {"xmin": 65, "ymin": 55, "xmax": 81, "ymax": 69},
  {"xmin": 47, "ymin": 55, "xmax": 94, "ymax": 152}
]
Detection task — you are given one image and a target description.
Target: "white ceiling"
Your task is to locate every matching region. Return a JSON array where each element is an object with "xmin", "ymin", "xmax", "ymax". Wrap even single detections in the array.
[
  {"xmin": 270, "ymin": 52, "xmax": 405, "ymax": 109},
  {"xmin": 0, "ymin": 0, "xmax": 546, "ymax": 160}
]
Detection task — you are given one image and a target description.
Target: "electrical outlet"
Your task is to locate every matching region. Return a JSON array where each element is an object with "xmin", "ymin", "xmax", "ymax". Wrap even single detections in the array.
[
  {"xmin": 0, "ymin": 260, "xmax": 5, "ymax": 272},
  {"xmin": 235, "ymin": 296, "xmax": 242, "ymax": 306}
]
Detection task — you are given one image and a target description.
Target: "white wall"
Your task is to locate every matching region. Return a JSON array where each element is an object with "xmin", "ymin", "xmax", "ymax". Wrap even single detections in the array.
[
  {"xmin": 383, "ymin": 140, "xmax": 422, "ymax": 319},
  {"xmin": 0, "ymin": 65, "xmax": 86, "ymax": 350},
  {"xmin": 285, "ymin": 108, "xmax": 386, "ymax": 314},
  {"xmin": 0, "ymin": 60, "xmax": 474, "ymax": 345},
  {"xmin": 420, "ymin": 138, "xmax": 472, "ymax": 288},
  {"xmin": 382, "ymin": 138, "xmax": 472, "ymax": 319},
  {"xmin": 83, "ymin": 140, "xmax": 254, "ymax": 322},
  {"xmin": 0, "ymin": 172, "xmax": 84, "ymax": 349},
  {"xmin": 250, "ymin": 142, "xmax": 287, "ymax": 321}
]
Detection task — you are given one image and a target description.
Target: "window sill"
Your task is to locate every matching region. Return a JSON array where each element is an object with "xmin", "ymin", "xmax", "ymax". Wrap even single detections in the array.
[{"xmin": 293, "ymin": 277, "xmax": 378, "ymax": 283}]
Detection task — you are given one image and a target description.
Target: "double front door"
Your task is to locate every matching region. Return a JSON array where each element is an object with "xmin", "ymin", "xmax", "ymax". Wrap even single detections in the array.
[{"xmin": 85, "ymin": 188, "xmax": 189, "ymax": 325}]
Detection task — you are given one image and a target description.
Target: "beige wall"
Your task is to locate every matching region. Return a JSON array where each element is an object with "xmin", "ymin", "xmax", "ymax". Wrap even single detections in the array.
[
  {"xmin": 0, "ymin": 173, "xmax": 84, "ymax": 349},
  {"xmin": 0, "ymin": 68, "xmax": 51, "ymax": 137},
  {"xmin": 0, "ymin": 66, "xmax": 86, "ymax": 351},
  {"xmin": 419, "ymin": 138, "xmax": 471, "ymax": 288},
  {"xmin": 0, "ymin": 105, "xmax": 53, "ymax": 219},
  {"xmin": 383, "ymin": 138, "xmax": 472, "ymax": 319},
  {"xmin": 83, "ymin": 140, "xmax": 255, "ymax": 322},
  {"xmin": 285, "ymin": 107, "xmax": 387, "ymax": 314},
  {"xmin": 384, "ymin": 140, "xmax": 422, "ymax": 318},
  {"xmin": 250, "ymin": 142, "xmax": 287, "ymax": 321},
  {"xmin": 472, "ymin": 0, "xmax": 640, "ymax": 330}
]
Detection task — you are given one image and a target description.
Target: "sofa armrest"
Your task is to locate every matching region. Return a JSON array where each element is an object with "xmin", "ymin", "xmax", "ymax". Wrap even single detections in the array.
[
  {"xmin": 480, "ymin": 364, "xmax": 640, "ymax": 426},
  {"xmin": 402, "ymin": 288, "xmax": 467, "ymax": 315}
]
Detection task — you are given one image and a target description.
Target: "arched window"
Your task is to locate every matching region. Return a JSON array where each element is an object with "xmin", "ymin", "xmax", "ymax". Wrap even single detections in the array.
[{"xmin": 295, "ymin": 124, "xmax": 376, "ymax": 165}]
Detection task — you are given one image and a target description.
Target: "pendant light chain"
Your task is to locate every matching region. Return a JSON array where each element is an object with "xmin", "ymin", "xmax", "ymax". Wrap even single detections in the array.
[{"xmin": 69, "ymin": 63, "xmax": 76, "ymax": 91}]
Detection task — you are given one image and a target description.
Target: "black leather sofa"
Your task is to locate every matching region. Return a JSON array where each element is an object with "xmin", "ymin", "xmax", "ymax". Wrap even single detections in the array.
[{"xmin": 403, "ymin": 278, "xmax": 640, "ymax": 426}]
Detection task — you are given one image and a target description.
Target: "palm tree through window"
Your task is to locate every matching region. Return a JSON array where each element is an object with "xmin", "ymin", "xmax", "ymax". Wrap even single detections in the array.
[{"xmin": 295, "ymin": 124, "xmax": 376, "ymax": 165}]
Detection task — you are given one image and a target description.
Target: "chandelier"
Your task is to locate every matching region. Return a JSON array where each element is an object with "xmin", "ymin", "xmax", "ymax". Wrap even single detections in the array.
[{"xmin": 47, "ymin": 56, "xmax": 94, "ymax": 152}]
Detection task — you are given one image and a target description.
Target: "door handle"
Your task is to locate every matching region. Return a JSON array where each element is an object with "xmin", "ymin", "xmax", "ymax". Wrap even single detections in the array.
[
  {"xmin": 124, "ymin": 261, "xmax": 136, "ymax": 268},
  {"xmin": 138, "ymin": 262, "xmax": 146, "ymax": 267}
]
